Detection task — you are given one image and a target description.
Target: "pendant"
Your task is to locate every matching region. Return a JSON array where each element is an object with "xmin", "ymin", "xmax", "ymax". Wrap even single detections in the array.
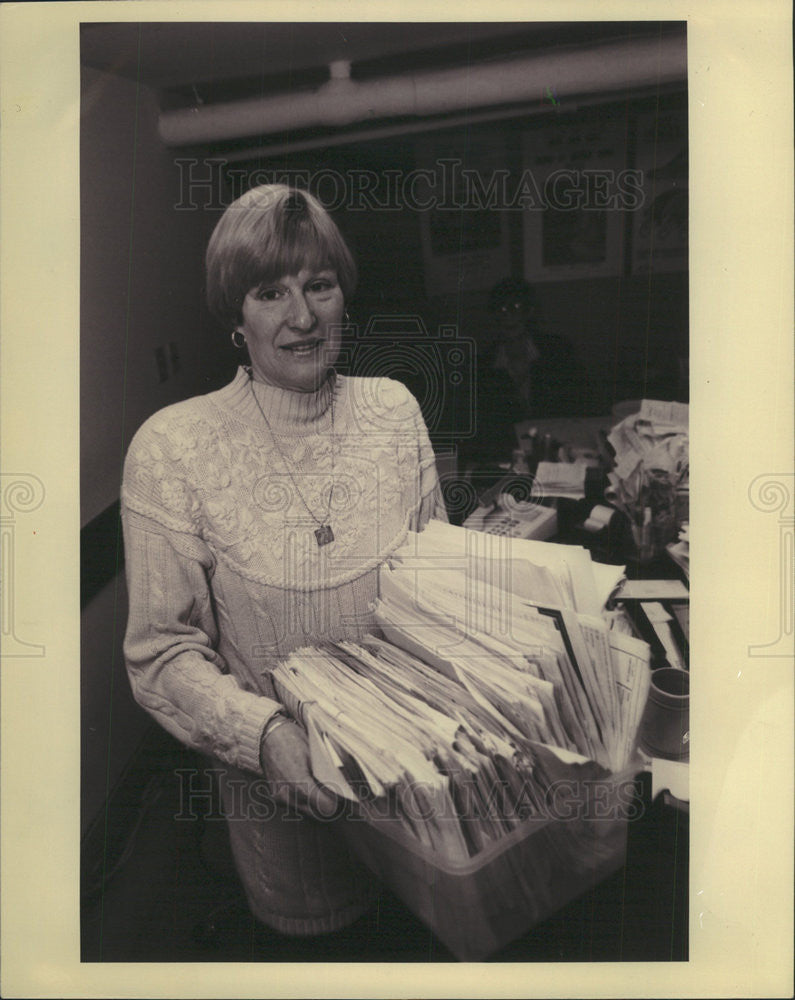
[{"xmin": 314, "ymin": 524, "xmax": 334, "ymax": 547}]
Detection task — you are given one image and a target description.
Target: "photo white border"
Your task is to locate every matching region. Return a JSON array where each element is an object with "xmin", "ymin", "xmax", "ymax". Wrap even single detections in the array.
[{"xmin": 1, "ymin": 2, "xmax": 793, "ymax": 997}]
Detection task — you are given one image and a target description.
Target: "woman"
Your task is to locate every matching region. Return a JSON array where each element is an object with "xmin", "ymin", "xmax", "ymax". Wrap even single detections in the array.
[{"xmin": 121, "ymin": 184, "xmax": 447, "ymax": 940}]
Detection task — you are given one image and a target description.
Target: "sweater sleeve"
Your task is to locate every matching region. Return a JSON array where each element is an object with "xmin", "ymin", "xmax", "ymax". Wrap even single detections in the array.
[
  {"xmin": 407, "ymin": 389, "xmax": 449, "ymax": 530},
  {"xmin": 121, "ymin": 420, "xmax": 281, "ymax": 775}
]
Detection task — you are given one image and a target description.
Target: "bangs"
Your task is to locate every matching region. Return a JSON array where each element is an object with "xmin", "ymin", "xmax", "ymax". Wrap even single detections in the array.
[{"xmin": 244, "ymin": 214, "xmax": 339, "ymax": 292}]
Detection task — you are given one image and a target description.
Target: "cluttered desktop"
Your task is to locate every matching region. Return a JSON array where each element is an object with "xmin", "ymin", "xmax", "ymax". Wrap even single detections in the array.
[{"xmin": 454, "ymin": 395, "xmax": 690, "ymax": 772}]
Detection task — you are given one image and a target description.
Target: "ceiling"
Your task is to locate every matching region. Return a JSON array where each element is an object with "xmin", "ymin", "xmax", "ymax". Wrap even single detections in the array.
[{"xmin": 80, "ymin": 21, "xmax": 684, "ymax": 109}]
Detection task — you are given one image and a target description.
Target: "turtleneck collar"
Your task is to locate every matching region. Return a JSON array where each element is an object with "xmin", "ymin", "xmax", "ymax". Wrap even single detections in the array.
[{"xmin": 215, "ymin": 366, "xmax": 339, "ymax": 433}]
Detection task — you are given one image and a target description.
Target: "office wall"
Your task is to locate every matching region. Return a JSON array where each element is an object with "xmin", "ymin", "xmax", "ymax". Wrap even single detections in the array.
[
  {"xmin": 80, "ymin": 65, "xmax": 227, "ymax": 528},
  {"xmin": 537, "ymin": 272, "xmax": 688, "ymax": 405},
  {"xmin": 80, "ymin": 66, "xmax": 229, "ymax": 835}
]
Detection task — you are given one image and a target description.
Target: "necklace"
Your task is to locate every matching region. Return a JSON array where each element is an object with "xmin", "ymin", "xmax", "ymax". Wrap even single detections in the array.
[{"xmin": 248, "ymin": 370, "xmax": 337, "ymax": 547}]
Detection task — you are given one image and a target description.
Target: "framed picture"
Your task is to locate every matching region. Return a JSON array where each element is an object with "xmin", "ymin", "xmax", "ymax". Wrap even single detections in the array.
[
  {"xmin": 415, "ymin": 130, "xmax": 512, "ymax": 297},
  {"xmin": 522, "ymin": 112, "xmax": 628, "ymax": 281},
  {"xmin": 631, "ymin": 107, "xmax": 689, "ymax": 273}
]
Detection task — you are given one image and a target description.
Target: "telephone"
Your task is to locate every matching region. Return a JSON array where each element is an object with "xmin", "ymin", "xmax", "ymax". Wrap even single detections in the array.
[{"xmin": 463, "ymin": 492, "xmax": 558, "ymax": 540}]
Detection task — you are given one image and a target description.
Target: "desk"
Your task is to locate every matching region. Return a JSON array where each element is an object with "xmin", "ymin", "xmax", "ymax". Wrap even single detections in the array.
[
  {"xmin": 515, "ymin": 414, "xmax": 617, "ymax": 458},
  {"xmin": 455, "ymin": 467, "xmax": 686, "ymax": 576},
  {"xmin": 460, "ymin": 403, "xmax": 689, "ymax": 574}
]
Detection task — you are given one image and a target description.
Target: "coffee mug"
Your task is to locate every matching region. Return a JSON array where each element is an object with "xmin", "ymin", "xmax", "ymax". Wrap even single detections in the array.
[{"xmin": 639, "ymin": 667, "xmax": 690, "ymax": 761}]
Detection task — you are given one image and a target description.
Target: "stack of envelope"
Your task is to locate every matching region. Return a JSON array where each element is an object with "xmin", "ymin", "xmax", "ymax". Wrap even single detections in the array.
[{"xmin": 272, "ymin": 521, "xmax": 651, "ymax": 861}]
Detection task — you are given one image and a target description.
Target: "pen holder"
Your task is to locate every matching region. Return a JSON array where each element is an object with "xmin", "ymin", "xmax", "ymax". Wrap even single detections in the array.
[
  {"xmin": 629, "ymin": 518, "xmax": 656, "ymax": 562},
  {"xmin": 638, "ymin": 667, "xmax": 689, "ymax": 761},
  {"xmin": 629, "ymin": 506, "xmax": 678, "ymax": 562}
]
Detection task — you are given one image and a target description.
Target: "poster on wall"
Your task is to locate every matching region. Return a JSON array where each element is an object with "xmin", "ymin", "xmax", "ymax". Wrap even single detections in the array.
[
  {"xmin": 631, "ymin": 108, "xmax": 689, "ymax": 273},
  {"xmin": 415, "ymin": 131, "xmax": 511, "ymax": 297},
  {"xmin": 522, "ymin": 114, "xmax": 629, "ymax": 282}
]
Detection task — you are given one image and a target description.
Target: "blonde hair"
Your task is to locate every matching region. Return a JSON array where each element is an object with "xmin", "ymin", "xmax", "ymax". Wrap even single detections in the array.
[{"xmin": 205, "ymin": 184, "xmax": 357, "ymax": 327}]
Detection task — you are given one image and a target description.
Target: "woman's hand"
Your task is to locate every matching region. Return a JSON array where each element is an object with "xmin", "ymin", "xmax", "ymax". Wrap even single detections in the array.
[{"xmin": 259, "ymin": 718, "xmax": 340, "ymax": 820}]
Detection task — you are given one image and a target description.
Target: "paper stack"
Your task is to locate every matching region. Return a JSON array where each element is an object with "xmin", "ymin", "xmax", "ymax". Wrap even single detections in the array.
[
  {"xmin": 272, "ymin": 521, "xmax": 651, "ymax": 862},
  {"xmin": 531, "ymin": 461, "xmax": 587, "ymax": 500},
  {"xmin": 606, "ymin": 399, "xmax": 689, "ymax": 557},
  {"xmin": 666, "ymin": 522, "xmax": 690, "ymax": 579},
  {"xmin": 378, "ymin": 520, "xmax": 650, "ymax": 774}
]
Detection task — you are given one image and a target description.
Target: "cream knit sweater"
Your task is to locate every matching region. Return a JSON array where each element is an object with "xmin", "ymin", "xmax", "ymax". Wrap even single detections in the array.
[{"xmin": 121, "ymin": 366, "xmax": 446, "ymax": 934}]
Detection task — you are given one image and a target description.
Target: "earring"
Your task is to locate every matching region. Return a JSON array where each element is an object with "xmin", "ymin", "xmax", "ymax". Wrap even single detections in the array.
[
  {"xmin": 343, "ymin": 309, "xmax": 351, "ymax": 327},
  {"xmin": 231, "ymin": 330, "xmax": 246, "ymax": 349}
]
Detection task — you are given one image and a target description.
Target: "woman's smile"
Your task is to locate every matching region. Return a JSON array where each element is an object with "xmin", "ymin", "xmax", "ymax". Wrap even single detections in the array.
[{"xmin": 281, "ymin": 337, "xmax": 323, "ymax": 355}]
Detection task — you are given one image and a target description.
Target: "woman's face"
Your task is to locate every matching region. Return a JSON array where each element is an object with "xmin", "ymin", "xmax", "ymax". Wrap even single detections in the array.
[{"xmin": 238, "ymin": 267, "xmax": 344, "ymax": 392}]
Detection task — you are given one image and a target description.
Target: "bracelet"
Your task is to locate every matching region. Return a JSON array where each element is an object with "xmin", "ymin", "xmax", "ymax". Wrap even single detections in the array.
[{"xmin": 261, "ymin": 710, "xmax": 296, "ymax": 744}]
